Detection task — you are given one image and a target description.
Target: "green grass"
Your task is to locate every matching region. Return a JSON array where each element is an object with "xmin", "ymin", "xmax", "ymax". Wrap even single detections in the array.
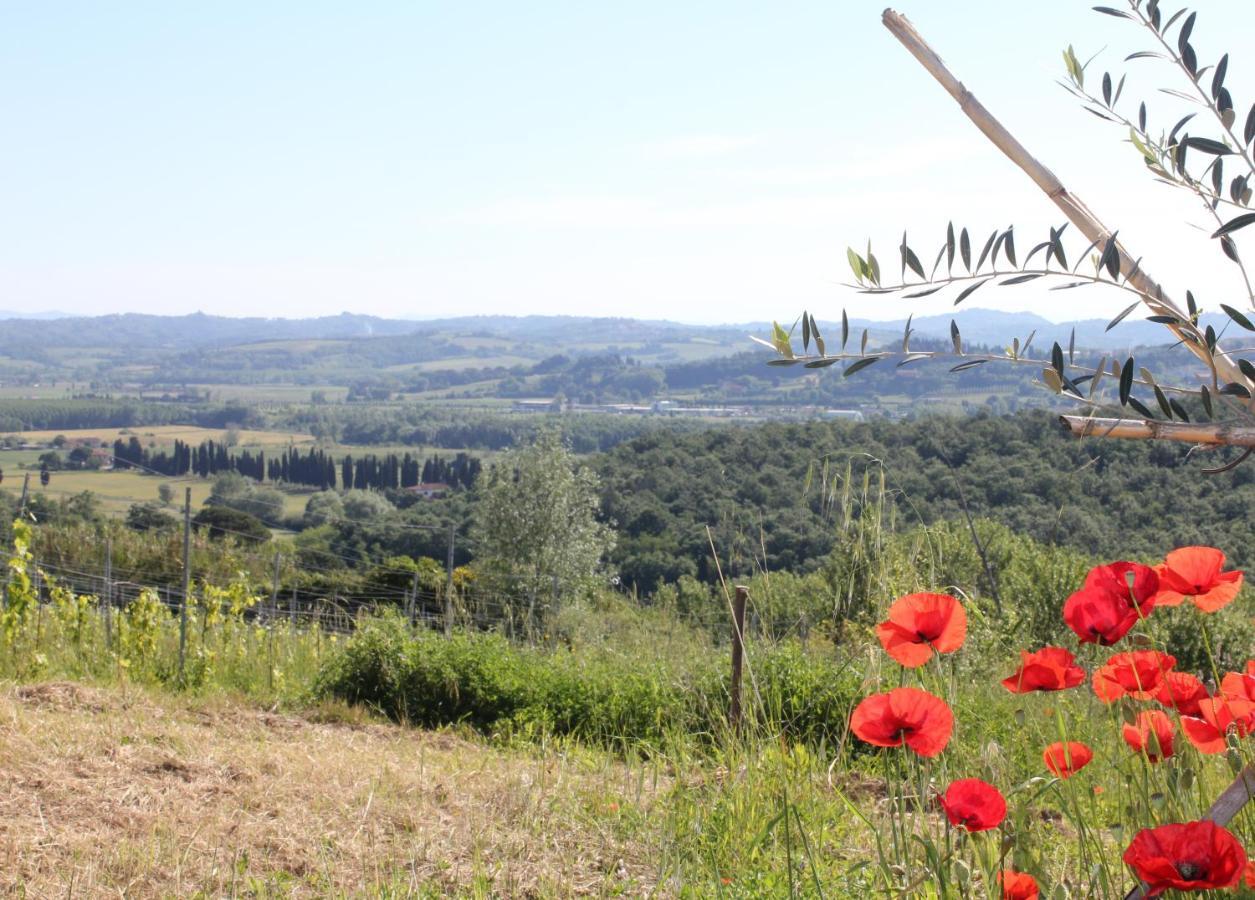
[{"xmin": 28, "ymin": 472, "xmax": 308, "ymax": 518}]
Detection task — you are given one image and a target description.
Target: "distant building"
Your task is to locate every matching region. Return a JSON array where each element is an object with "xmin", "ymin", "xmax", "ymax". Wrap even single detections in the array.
[
  {"xmin": 404, "ymin": 482, "xmax": 449, "ymax": 499},
  {"xmin": 821, "ymin": 409, "xmax": 865, "ymax": 422},
  {"xmin": 512, "ymin": 398, "xmax": 561, "ymax": 413}
]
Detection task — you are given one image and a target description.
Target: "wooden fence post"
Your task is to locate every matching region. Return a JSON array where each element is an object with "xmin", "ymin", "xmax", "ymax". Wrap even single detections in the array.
[{"xmin": 729, "ymin": 585, "xmax": 748, "ymax": 731}]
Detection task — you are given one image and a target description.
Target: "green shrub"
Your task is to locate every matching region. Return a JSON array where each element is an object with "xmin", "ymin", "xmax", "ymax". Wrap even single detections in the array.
[{"xmin": 315, "ymin": 615, "xmax": 864, "ymax": 751}]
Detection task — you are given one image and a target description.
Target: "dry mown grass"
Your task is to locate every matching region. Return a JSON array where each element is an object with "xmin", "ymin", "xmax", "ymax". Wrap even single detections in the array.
[{"xmin": 0, "ymin": 683, "xmax": 665, "ymax": 898}]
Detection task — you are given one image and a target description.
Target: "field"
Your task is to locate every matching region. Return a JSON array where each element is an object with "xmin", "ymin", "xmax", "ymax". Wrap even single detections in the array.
[
  {"xmin": 28, "ymin": 471, "xmax": 310, "ymax": 518},
  {"xmin": 9, "ymin": 425, "xmax": 314, "ymax": 449},
  {"xmin": 0, "ymin": 683, "xmax": 660, "ymax": 897}
]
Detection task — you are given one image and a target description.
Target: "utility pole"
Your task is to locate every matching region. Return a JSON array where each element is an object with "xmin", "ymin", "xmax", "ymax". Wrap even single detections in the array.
[
  {"xmin": 407, "ymin": 570, "xmax": 419, "ymax": 627},
  {"xmin": 444, "ymin": 522, "xmax": 456, "ymax": 636},
  {"xmin": 178, "ymin": 487, "xmax": 191, "ymax": 681}
]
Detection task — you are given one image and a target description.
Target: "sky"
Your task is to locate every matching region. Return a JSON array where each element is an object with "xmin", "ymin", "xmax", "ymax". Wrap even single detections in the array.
[{"xmin": 3, "ymin": 1, "xmax": 1255, "ymax": 325}]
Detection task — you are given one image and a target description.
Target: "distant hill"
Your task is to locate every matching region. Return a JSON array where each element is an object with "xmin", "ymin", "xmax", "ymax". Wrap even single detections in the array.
[
  {"xmin": 845, "ymin": 309, "xmax": 1230, "ymax": 353},
  {"xmin": 0, "ymin": 308, "xmax": 1213, "ymax": 355}
]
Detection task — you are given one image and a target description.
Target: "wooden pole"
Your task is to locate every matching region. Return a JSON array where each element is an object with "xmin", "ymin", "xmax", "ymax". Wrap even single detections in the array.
[
  {"xmin": 445, "ymin": 523, "xmax": 456, "ymax": 636},
  {"xmin": 729, "ymin": 585, "xmax": 748, "ymax": 731},
  {"xmin": 178, "ymin": 487, "xmax": 191, "ymax": 680},
  {"xmin": 1060, "ymin": 414, "xmax": 1255, "ymax": 447},
  {"xmin": 881, "ymin": 9, "xmax": 1249, "ymax": 393},
  {"xmin": 1125, "ymin": 764, "xmax": 1255, "ymax": 899},
  {"xmin": 103, "ymin": 537, "xmax": 112, "ymax": 650},
  {"xmin": 268, "ymin": 552, "xmax": 280, "ymax": 692}
]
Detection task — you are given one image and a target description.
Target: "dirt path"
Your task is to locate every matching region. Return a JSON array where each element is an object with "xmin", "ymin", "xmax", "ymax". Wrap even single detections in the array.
[{"xmin": 0, "ymin": 683, "xmax": 665, "ymax": 898}]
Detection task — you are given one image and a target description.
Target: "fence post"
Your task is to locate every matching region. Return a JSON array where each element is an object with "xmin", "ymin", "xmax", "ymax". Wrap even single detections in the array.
[
  {"xmin": 103, "ymin": 538, "xmax": 112, "ymax": 650},
  {"xmin": 730, "ymin": 585, "xmax": 748, "ymax": 732},
  {"xmin": 444, "ymin": 522, "xmax": 456, "ymax": 636},
  {"xmin": 407, "ymin": 570, "xmax": 419, "ymax": 627},
  {"xmin": 178, "ymin": 487, "xmax": 191, "ymax": 681},
  {"xmin": 18, "ymin": 472, "xmax": 29, "ymax": 517},
  {"xmin": 268, "ymin": 552, "xmax": 280, "ymax": 692}
]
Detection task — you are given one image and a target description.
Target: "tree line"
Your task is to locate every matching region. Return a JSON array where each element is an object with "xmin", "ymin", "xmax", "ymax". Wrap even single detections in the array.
[{"xmin": 111, "ymin": 436, "xmax": 481, "ymax": 492}]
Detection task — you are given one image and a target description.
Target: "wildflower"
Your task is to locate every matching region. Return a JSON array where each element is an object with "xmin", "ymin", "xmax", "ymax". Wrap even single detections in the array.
[
  {"xmin": 1154, "ymin": 671, "xmax": 1209, "ymax": 717},
  {"xmin": 1245, "ymin": 861, "xmax": 1255, "ymax": 888},
  {"xmin": 850, "ymin": 687, "xmax": 953, "ymax": 758},
  {"xmin": 1001, "ymin": 647, "xmax": 1086, "ymax": 693},
  {"xmin": 1042, "ymin": 741, "xmax": 1093, "ymax": 779},
  {"xmin": 1180, "ymin": 697, "xmax": 1255, "ymax": 754},
  {"xmin": 997, "ymin": 870, "xmax": 1039, "ymax": 900},
  {"xmin": 1122, "ymin": 710, "xmax": 1176, "ymax": 762},
  {"xmin": 1063, "ymin": 561, "xmax": 1158, "ymax": 645},
  {"xmin": 874, "ymin": 592, "xmax": 966, "ymax": 668},
  {"xmin": 1123, "ymin": 820, "xmax": 1246, "ymax": 895},
  {"xmin": 1092, "ymin": 650, "xmax": 1176, "ymax": 703},
  {"xmin": 939, "ymin": 778, "xmax": 1006, "ymax": 832},
  {"xmin": 1219, "ymin": 671, "xmax": 1255, "ymax": 704},
  {"xmin": 1153, "ymin": 546, "xmax": 1243, "ymax": 612}
]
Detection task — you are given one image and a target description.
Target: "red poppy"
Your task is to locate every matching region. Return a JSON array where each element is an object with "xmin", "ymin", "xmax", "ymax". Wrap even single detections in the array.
[
  {"xmin": 1092, "ymin": 650, "xmax": 1176, "ymax": 703},
  {"xmin": 1180, "ymin": 696, "xmax": 1255, "ymax": 754},
  {"xmin": 1154, "ymin": 671, "xmax": 1209, "ymax": 717},
  {"xmin": 1122, "ymin": 710, "xmax": 1176, "ymax": 762},
  {"xmin": 1220, "ymin": 671, "xmax": 1255, "ymax": 704},
  {"xmin": 1245, "ymin": 861, "xmax": 1255, "ymax": 888},
  {"xmin": 1123, "ymin": 820, "xmax": 1247, "ymax": 895},
  {"xmin": 849, "ymin": 687, "xmax": 954, "ymax": 758},
  {"xmin": 939, "ymin": 778, "xmax": 1006, "ymax": 832},
  {"xmin": 997, "ymin": 870, "xmax": 1039, "ymax": 900},
  {"xmin": 1001, "ymin": 647, "xmax": 1086, "ymax": 693},
  {"xmin": 1063, "ymin": 561, "xmax": 1158, "ymax": 645},
  {"xmin": 1246, "ymin": 659, "xmax": 1255, "ymax": 678},
  {"xmin": 1153, "ymin": 546, "xmax": 1243, "ymax": 612},
  {"xmin": 1042, "ymin": 741, "xmax": 1093, "ymax": 778},
  {"xmin": 874, "ymin": 592, "xmax": 967, "ymax": 667}
]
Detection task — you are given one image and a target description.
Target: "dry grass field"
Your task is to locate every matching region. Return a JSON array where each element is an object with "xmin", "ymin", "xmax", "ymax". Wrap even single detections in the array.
[
  {"xmin": 0, "ymin": 683, "xmax": 664, "ymax": 898},
  {"xmin": 13, "ymin": 425, "xmax": 314, "ymax": 449}
]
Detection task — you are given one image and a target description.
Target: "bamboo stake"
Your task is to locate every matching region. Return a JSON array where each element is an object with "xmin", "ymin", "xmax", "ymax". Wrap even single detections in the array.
[
  {"xmin": 1059, "ymin": 415, "xmax": 1255, "ymax": 447},
  {"xmin": 881, "ymin": 9, "xmax": 1248, "ymax": 392}
]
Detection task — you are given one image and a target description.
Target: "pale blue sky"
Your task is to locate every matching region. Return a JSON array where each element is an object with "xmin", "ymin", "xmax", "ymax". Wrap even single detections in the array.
[{"xmin": 3, "ymin": 1, "xmax": 1253, "ymax": 323}]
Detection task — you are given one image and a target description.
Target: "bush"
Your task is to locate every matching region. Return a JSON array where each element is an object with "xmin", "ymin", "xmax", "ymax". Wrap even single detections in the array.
[{"xmin": 315, "ymin": 614, "xmax": 863, "ymax": 751}]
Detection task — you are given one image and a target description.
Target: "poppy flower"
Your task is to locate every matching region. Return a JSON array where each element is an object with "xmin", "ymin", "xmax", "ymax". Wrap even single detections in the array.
[
  {"xmin": 997, "ymin": 870, "xmax": 1039, "ymax": 900},
  {"xmin": 1123, "ymin": 820, "xmax": 1247, "ymax": 895},
  {"xmin": 1220, "ymin": 671, "xmax": 1255, "ymax": 704},
  {"xmin": 1063, "ymin": 561, "xmax": 1158, "ymax": 645},
  {"xmin": 1122, "ymin": 710, "xmax": 1176, "ymax": 762},
  {"xmin": 1092, "ymin": 650, "xmax": 1176, "ymax": 703},
  {"xmin": 1001, "ymin": 647, "xmax": 1086, "ymax": 693},
  {"xmin": 1246, "ymin": 861, "xmax": 1255, "ymax": 888},
  {"xmin": 1042, "ymin": 741, "xmax": 1093, "ymax": 778},
  {"xmin": 1154, "ymin": 671, "xmax": 1209, "ymax": 716},
  {"xmin": 849, "ymin": 687, "xmax": 954, "ymax": 758},
  {"xmin": 1153, "ymin": 546, "xmax": 1243, "ymax": 613},
  {"xmin": 939, "ymin": 778, "xmax": 1006, "ymax": 832},
  {"xmin": 1180, "ymin": 696, "xmax": 1255, "ymax": 754},
  {"xmin": 874, "ymin": 592, "xmax": 967, "ymax": 667}
]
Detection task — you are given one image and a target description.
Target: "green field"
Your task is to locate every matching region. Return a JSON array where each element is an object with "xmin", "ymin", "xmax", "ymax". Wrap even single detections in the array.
[{"xmin": 27, "ymin": 470, "xmax": 311, "ymax": 519}]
